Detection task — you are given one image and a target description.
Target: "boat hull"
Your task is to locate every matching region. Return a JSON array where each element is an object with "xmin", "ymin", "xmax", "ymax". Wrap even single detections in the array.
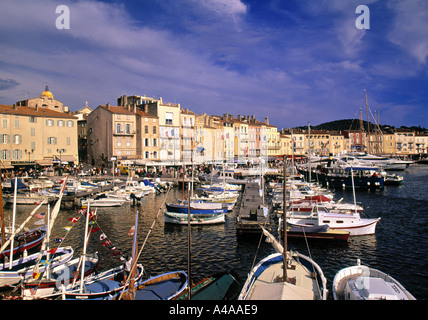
[
  {"xmin": 164, "ymin": 212, "xmax": 225, "ymax": 225},
  {"xmin": 0, "ymin": 246, "xmax": 74, "ymax": 288},
  {"xmin": 332, "ymin": 263, "xmax": 416, "ymax": 300},
  {"xmin": 134, "ymin": 270, "xmax": 188, "ymax": 300},
  {"xmin": 63, "ymin": 264, "xmax": 145, "ymax": 300}
]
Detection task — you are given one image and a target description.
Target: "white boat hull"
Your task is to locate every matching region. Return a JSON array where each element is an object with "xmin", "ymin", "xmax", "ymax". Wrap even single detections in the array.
[{"xmin": 332, "ymin": 261, "xmax": 416, "ymax": 300}]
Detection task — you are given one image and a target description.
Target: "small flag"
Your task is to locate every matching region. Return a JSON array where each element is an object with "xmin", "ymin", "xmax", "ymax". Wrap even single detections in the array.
[
  {"xmin": 68, "ymin": 217, "xmax": 79, "ymax": 223},
  {"xmin": 100, "ymin": 233, "xmax": 107, "ymax": 241},
  {"xmin": 128, "ymin": 226, "xmax": 135, "ymax": 237},
  {"xmin": 30, "ymin": 286, "xmax": 39, "ymax": 296},
  {"xmin": 91, "ymin": 226, "xmax": 101, "ymax": 233},
  {"xmin": 62, "ymin": 226, "xmax": 72, "ymax": 231},
  {"xmin": 102, "ymin": 240, "xmax": 112, "ymax": 247},
  {"xmin": 47, "ymin": 248, "xmax": 57, "ymax": 255},
  {"xmin": 36, "ymin": 212, "xmax": 46, "ymax": 219},
  {"xmin": 55, "ymin": 238, "xmax": 63, "ymax": 243}
]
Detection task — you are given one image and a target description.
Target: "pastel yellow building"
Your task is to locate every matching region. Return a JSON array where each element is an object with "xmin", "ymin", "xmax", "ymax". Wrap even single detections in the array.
[{"xmin": 0, "ymin": 103, "xmax": 78, "ymax": 168}]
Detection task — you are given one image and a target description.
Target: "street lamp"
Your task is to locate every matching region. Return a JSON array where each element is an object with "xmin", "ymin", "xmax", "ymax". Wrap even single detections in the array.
[{"xmin": 24, "ymin": 149, "xmax": 34, "ymax": 164}]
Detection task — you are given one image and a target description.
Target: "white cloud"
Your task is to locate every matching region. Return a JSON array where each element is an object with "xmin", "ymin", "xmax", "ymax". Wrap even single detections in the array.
[{"xmin": 387, "ymin": 0, "xmax": 428, "ymax": 64}]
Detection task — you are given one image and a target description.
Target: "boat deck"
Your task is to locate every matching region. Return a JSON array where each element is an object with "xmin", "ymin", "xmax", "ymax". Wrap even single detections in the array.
[{"xmin": 246, "ymin": 259, "xmax": 321, "ymax": 300}]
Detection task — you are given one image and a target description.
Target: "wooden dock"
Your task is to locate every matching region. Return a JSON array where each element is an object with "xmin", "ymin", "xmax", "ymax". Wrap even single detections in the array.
[{"xmin": 236, "ymin": 182, "xmax": 271, "ymax": 236}]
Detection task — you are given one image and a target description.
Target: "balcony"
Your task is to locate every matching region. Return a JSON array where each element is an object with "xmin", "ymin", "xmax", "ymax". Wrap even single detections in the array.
[{"xmin": 113, "ymin": 130, "xmax": 136, "ymax": 136}]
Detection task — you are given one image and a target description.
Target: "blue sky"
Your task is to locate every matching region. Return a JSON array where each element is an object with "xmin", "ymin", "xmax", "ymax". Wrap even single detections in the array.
[{"xmin": 0, "ymin": 0, "xmax": 427, "ymax": 129}]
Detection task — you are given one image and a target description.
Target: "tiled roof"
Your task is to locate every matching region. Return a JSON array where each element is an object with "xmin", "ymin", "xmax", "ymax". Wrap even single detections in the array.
[{"xmin": 0, "ymin": 104, "xmax": 77, "ymax": 119}]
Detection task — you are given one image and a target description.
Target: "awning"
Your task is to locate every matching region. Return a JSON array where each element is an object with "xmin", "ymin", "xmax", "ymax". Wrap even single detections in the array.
[
  {"xmin": 36, "ymin": 159, "xmax": 54, "ymax": 166},
  {"xmin": 56, "ymin": 155, "xmax": 76, "ymax": 162}
]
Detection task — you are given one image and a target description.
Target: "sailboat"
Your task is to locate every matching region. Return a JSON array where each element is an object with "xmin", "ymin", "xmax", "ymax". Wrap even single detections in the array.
[
  {"xmin": 0, "ymin": 179, "xmax": 73, "ymax": 289},
  {"xmin": 21, "ymin": 205, "xmax": 101, "ymax": 299},
  {"xmin": 238, "ymin": 158, "xmax": 327, "ymax": 300}
]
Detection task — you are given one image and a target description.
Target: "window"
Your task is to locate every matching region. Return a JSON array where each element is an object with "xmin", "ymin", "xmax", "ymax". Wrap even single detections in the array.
[
  {"xmin": 57, "ymin": 120, "xmax": 64, "ymax": 127},
  {"xmin": 46, "ymin": 119, "xmax": 54, "ymax": 127},
  {"xmin": 67, "ymin": 120, "xmax": 74, "ymax": 127},
  {"xmin": 12, "ymin": 149, "xmax": 22, "ymax": 160},
  {"xmin": 1, "ymin": 134, "xmax": 9, "ymax": 144},
  {"xmin": 145, "ymin": 125, "xmax": 149, "ymax": 133},
  {"xmin": 153, "ymin": 138, "xmax": 157, "ymax": 147},
  {"xmin": 66, "ymin": 137, "xmax": 71, "ymax": 145},
  {"xmin": 0, "ymin": 150, "xmax": 9, "ymax": 160},
  {"xmin": 145, "ymin": 138, "xmax": 149, "ymax": 147},
  {"xmin": 47, "ymin": 137, "xmax": 57, "ymax": 145},
  {"xmin": 126, "ymin": 124, "xmax": 131, "ymax": 134},
  {"xmin": 29, "ymin": 116, "xmax": 37, "ymax": 123},
  {"xmin": 145, "ymin": 151, "xmax": 149, "ymax": 159},
  {"xmin": 116, "ymin": 123, "xmax": 121, "ymax": 133},
  {"xmin": 117, "ymin": 137, "xmax": 122, "ymax": 147},
  {"xmin": 14, "ymin": 119, "xmax": 19, "ymax": 129},
  {"xmin": 31, "ymin": 128, "xmax": 36, "ymax": 136},
  {"xmin": 153, "ymin": 151, "xmax": 157, "ymax": 159},
  {"xmin": 13, "ymin": 134, "xmax": 22, "ymax": 144},
  {"xmin": 2, "ymin": 119, "xmax": 7, "ymax": 128},
  {"xmin": 165, "ymin": 112, "xmax": 173, "ymax": 125},
  {"xmin": 153, "ymin": 126, "xmax": 156, "ymax": 134}
]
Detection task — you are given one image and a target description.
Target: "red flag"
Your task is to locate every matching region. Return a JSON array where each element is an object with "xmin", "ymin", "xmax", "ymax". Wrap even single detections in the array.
[
  {"xmin": 102, "ymin": 240, "xmax": 112, "ymax": 247},
  {"xmin": 47, "ymin": 248, "xmax": 57, "ymax": 255},
  {"xmin": 91, "ymin": 226, "xmax": 101, "ymax": 233},
  {"xmin": 68, "ymin": 217, "xmax": 79, "ymax": 223}
]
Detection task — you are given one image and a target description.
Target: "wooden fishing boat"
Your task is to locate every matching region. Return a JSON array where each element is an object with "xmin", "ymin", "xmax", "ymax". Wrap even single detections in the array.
[
  {"xmin": 0, "ymin": 246, "xmax": 74, "ymax": 288},
  {"xmin": 238, "ymin": 250, "xmax": 327, "ymax": 300},
  {"xmin": 166, "ymin": 202, "xmax": 227, "ymax": 214},
  {"xmin": 332, "ymin": 259, "xmax": 416, "ymax": 300},
  {"xmin": 175, "ymin": 271, "xmax": 241, "ymax": 300},
  {"xmin": 21, "ymin": 252, "xmax": 100, "ymax": 299},
  {"xmin": 133, "ymin": 270, "xmax": 188, "ymax": 300},
  {"xmin": 238, "ymin": 158, "xmax": 327, "ymax": 300},
  {"xmin": 0, "ymin": 226, "xmax": 46, "ymax": 261},
  {"xmin": 163, "ymin": 211, "xmax": 225, "ymax": 225},
  {"xmin": 284, "ymin": 224, "xmax": 350, "ymax": 241},
  {"xmin": 61, "ymin": 264, "xmax": 145, "ymax": 300}
]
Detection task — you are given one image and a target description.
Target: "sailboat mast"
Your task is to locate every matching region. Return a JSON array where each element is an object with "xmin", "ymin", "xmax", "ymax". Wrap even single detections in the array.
[
  {"xmin": 0, "ymin": 177, "xmax": 5, "ymax": 246},
  {"xmin": 187, "ymin": 182, "xmax": 192, "ymax": 300},
  {"xmin": 364, "ymin": 89, "xmax": 371, "ymax": 154},
  {"xmin": 282, "ymin": 156, "xmax": 288, "ymax": 282}
]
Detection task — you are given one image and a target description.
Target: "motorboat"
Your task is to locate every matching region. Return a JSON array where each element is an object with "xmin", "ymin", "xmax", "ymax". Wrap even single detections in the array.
[
  {"xmin": 332, "ymin": 259, "xmax": 416, "ymax": 300},
  {"xmin": 286, "ymin": 205, "xmax": 380, "ymax": 236}
]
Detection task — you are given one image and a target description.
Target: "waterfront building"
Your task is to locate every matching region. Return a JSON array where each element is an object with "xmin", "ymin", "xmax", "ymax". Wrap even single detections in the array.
[
  {"xmin": 394, "ymin": 129, "xmax": 415, "ymax": 155},
  {"xmin": 415, "ymin": 132, "xmax": 428, "ymax": 155},
  {"xmin": 180, "ymin": 108, "xmax": 196, "ymax": 163},
  {"xmin": 232, "ymin": 115, "xmax": 249, "ymax": 162},
  {"xmin": 194, "ymin": 113, "xmax": 216, "ymax": 164},
  {"xmin": 329, "ymin": 132, "xmax": 345, "ymax": 155},
  {"xmin": 0, "ymin": 103, "xmax": 78, "ymax": 169},
  {"xmin": 381, "ymin": 132, "xmax": 395, "ymax": 156},
  {"xmin": 87, "ymin": 104, "xmax": 138, "ymax": 167}
]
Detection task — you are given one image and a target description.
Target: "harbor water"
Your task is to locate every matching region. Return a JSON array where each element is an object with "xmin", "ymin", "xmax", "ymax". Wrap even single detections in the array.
[{"xmin": 4, "ymin": 164, "xmax": 428, "ymax": 300}]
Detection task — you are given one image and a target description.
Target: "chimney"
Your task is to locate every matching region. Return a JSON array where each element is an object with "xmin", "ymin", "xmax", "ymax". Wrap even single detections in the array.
[
  {"xmin": 265, "ymin": 116, "xmax": 269, "ymax": 125},
  {"xmin": 106, "ymin": 102, "xmax": 110, "ymax": 109},
  {"xmin": 144, "ymin": 104, "xmax": 149, "ymax": 113},
  {"xmin": 35, "ymin": 104, "xmax": 38, "ymax": 112}
]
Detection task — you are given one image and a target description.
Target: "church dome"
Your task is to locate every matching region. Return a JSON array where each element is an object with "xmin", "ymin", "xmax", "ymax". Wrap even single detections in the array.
[{"xmin": 41, "ymin": 85, "xmax": 53, "ymax": 99}]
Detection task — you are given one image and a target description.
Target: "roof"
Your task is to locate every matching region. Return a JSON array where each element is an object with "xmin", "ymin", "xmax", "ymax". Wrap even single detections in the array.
[
  {"xmin": 98, "ymin": 105, "xmax": 135, "ymax": 115},
  {"xmin": 0, "ymin": 104, "xmax": 77, "ymax": 119}
]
